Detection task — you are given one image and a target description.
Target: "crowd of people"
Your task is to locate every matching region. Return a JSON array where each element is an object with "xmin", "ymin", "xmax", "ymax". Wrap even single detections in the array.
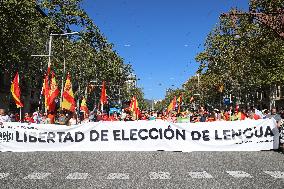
[
  {"xmin": 0, "ymin": 106, "xmax": 284, "ymax": 124},
  {"xmin": 0, "ymin": 105, "xmax": 283, "ymax": 150}
]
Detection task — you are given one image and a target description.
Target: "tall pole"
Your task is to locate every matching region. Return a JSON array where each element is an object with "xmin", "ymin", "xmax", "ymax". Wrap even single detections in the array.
[
  {"xmin": 45, "ymin": 35, "xmax": 52, "ymax": 113},
  {"xmin": 60, "ymin": 39, "xmax": 65, "ymax": 107},
  {"xmin": 19, "ymin": 107, "xmax": 22, "ymax": 122},
  {"xmin": 118, "ymin": 87, "xmax": 121, "ymax": 106},
  {"xmin": 31, "ymin": 32, "xmax": 79, "ymax": 113},
  {"xmin": 77, "ymin": 84, "xmax": 81, "ymax": 122},
  {"xmin": 197, "ymin": 73, "xmax": 200, "ymax": 107},
  {"xmin": 94, "ymin": 63, "xmax": 97, "ymax": 110},
  {"xmin": 48, "ymin": 35, "xmax": 52, "ymax": 70},
  {"xmin": 197, "ymin": 73, "xmax": 200, "ymax": 91}
]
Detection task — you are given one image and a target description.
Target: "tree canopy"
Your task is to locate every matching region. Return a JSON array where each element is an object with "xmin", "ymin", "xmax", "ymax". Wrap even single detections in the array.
[
  {"xmin": 0, "ymin": 0, "xmax": 144, "ymax": 110},
  {"xmin": 161, "ymin": 0, "xmax": 284, "ymax": 110}
]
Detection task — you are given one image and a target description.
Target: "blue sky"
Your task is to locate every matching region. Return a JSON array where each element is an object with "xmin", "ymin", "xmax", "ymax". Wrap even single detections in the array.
[{"xmin": 82, "ymin": 0, "xmax": 249, "ymax": 100}]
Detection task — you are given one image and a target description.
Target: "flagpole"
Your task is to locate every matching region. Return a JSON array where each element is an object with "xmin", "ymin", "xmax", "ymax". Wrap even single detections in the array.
[{"xmin": 19, "ymin": 107, "xmax": 22, "ymax": 122}]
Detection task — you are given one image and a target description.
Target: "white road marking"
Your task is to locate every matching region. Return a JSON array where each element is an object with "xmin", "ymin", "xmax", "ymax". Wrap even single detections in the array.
[
  {"xmin": 226, "ymin": 171, "xmax": 252, "ymax": 178},
  {"xmin": 149, "ymin": 172, "xmax": 171, "ymax": 180},
  {"xmin": 107, "ymin": 173, "xmax": 129, "ymax": 180},
  {"xmin": 23, "ymin": 172, "xmax": 51, "ymax": 180},
  {"xmin": 0, "ymin": 173, "xmax": 10, "ymax": 179},
  {"xmin": 264, "ymin": 171, "xmax": 284, "ymax": 178},
  {"xmin": 66, "ymin": 172, "xmax": 89, "ymax": 180},
  {"xmin": 188, "ymin": 171, "xmax": 213, "ymax": 179}
]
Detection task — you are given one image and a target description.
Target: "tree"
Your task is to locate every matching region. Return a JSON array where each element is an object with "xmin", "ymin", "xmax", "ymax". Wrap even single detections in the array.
[
  {"xmin": 0, "ymin": 0, "xmax": 144, "ymax": 112},
  {"xmin": 194, "ymin": 1, "xmax": 284, "ymax": 108}
]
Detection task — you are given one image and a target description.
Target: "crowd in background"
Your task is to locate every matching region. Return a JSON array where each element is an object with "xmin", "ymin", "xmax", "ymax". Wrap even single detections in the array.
[
  {"xmin": 0, "ymin": 106, "xmax": 283, "ymax": 150},
  {"xmin": 0, "ymin": 105, "xmax": 284, "ymax": 124}
]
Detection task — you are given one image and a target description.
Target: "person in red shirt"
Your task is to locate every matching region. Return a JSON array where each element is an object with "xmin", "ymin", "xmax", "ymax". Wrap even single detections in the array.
[
  {"xmin": 139, "ymin": 113, "xmax": 148, "ymax": 120},
  {"xmin": 240, "ymin": 109, "xmax": 247, "ymax": 120},
  {"xmin": 108, "ymin": 112, "xmax": 119, "ymax": 121},
  {"xmin": 24, "ymin": 113, "xmax": 34, "ymax": 123},
  {"xmin": 252, "ymin": 109, "xmax": 261, "ymax": 120},
  {"xmin": 247, "ymin": 110, "xmax": 260, "ymax": 120},
  {"xmin": 223, "ymin": 110, "xmax": 231, "ymax": 121},
  {"xmin": 47, "ymin": 111, "xmax": 55, "ymax": 124},
  {"xmin": 15, "ymin": 113, "xmax": 20, "ymax": 122},
  {"xmin": 207, "ymin": 111, "xmax": 216, "ymax": 122},
  {"xmin": 102, "ymin": 113, "xmax": 109, "ymax": 121}
]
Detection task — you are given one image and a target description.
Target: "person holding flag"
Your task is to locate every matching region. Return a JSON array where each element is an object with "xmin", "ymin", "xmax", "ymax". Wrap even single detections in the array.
[
  {"xmin": 167, "ymin": 96, "xmax": 176, "ymax": 113},
  {"xmin": 80, "ymin": 97, "xmax": 89, "ymax": 113},
  {"xmin": 48, "ymin": 72, "xmax": 60, "ymax": 112},
  {"xmin": 100, "ymin": 81, "xmax": 107, "ymax": 112},
  {"xmin": 11, "ymin": 72, "xmax": 23, "ymax": 120},
  {"xmin": 62, "ymin": 73, "xmax": 76, "ymax": 112},
  {"xmin": 129, "ymin": 96, "xmax": 140, "ymax": 120},
  {"xmin": 11, "ymin": 72, "xmax": 24, "ymax": 108},
  {"xmin": 177, "ymin": 94, "xmax": 183, "ymax": 113},
  {"xmin": 80, "ymin": 97, "xmax": 89, "ymax": 122},
  {"xmin": 41, "ymin": 74, "xmax": 50, "ymax": 112}
]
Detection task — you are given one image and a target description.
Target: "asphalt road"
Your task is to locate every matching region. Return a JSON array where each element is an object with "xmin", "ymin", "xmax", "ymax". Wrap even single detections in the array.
[{"xmin": 0, "ymin": 151, "xmax": 283, "ymax": 189}]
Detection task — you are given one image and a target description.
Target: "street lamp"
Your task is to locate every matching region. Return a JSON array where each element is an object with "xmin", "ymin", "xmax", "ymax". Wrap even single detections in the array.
[
  {"xmin": 31, "ymin": 31, "xmax": 79, "ymax": 67},
  {"xmin": 31, "ymin": 31, "xmax": 79, "ymax": 111}
]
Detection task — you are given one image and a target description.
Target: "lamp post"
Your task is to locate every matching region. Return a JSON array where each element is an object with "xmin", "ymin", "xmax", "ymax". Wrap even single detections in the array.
[
  {"xmin": 50, "ymin": 32, "xmax": 79, "ymax": 105},
  {"xmin": 89, "ymin": 80, "xmax": 100, "ymax": 110},
  {"xmin": 31, "ymin": 32, "xmax": 79, "ymax": 111}
]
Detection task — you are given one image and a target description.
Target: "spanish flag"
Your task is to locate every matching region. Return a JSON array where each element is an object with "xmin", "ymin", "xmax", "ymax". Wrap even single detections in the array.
[
  {"xmin": 100, "ymin": 81, "xmax": 107, "ymax": 105},
  {"xmin": 48, "ymin": 72, "xmax": 59, "ymax": 111},
  {"xmin": 41, "ymin": 74, "xmax": 50, "ymax": 110},
  {"xmin": 11, "ymin": 72, "xmax": 23, "ymax": 108},
  {"xmin": 80, "ymin": 97, "xmax": 89, "ymax": 113},
  {"xmin": 100, "ymin": 81, "xmax": 107, "ymax": 111},
  {"xmin": 129, "ymin": 96, "xmax": 139, "ymax": 120},
  {"xmin": 167, "ymin": 96, "xmax": 176, "ymax": 113},
  {"xmin": 177, "ymin": 95, "xmax": 182, "ymax": 113},
  {"xmin": 62, "ymin": 74, "xmax": 76, "ymax": 112}
]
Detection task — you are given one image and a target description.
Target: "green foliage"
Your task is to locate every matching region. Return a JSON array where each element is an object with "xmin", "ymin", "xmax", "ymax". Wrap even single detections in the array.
[
  {"xmin": 156, "ymin": 1, "xmax": 284, "ymax": 110},
  {"xmin": 0, "ymin": 0, "xmax": 145, "ymax": 110},
  {"xmin": 192, "ymin": 1, "xmax": 284, "ymax": 107}
]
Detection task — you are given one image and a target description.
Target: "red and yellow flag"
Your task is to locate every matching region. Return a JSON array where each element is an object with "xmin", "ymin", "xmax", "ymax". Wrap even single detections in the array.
[
  {"xmin": 48, "ymin": 72, "xmax": 59, "ymax": 111},
  {"xmin": 177, "ymin": 95, "xmax": 182, "ymax": 113},
  {"xmin": 167, "ymin": 96, "xmax": 176, "ymax": 113},
  {"xmin": 80, "ymin": 97, "xmax": 89, "ymax": 113},
  {"xmin": 11, "ymin": 72, "xmax": 23, "ymax": 108},
  {"xmin": 100, "ymin": 81, "xmax": 107, "ymax": 105},
  {"xmin": 129, "ymin": 96, "xmax": 140, "ymax": 119},
  {"xmin": 41, "ymin": 74, "xmax": 50, "ymax": 110},
  {"xmin": 62, "ymin": 74, "xmax": 76, "ymax": 112}
]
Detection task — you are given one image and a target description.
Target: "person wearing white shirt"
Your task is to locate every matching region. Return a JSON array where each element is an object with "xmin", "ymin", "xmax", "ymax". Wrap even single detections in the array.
[{"xmin": 0, "ymin": 109, "xmax": 11, "ymax": 122}]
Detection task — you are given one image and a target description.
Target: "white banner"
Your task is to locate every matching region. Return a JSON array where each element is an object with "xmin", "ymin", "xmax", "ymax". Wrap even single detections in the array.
[{"xmin": 0, "ymin": 119, "xmax": 279, "ymax": 152}]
